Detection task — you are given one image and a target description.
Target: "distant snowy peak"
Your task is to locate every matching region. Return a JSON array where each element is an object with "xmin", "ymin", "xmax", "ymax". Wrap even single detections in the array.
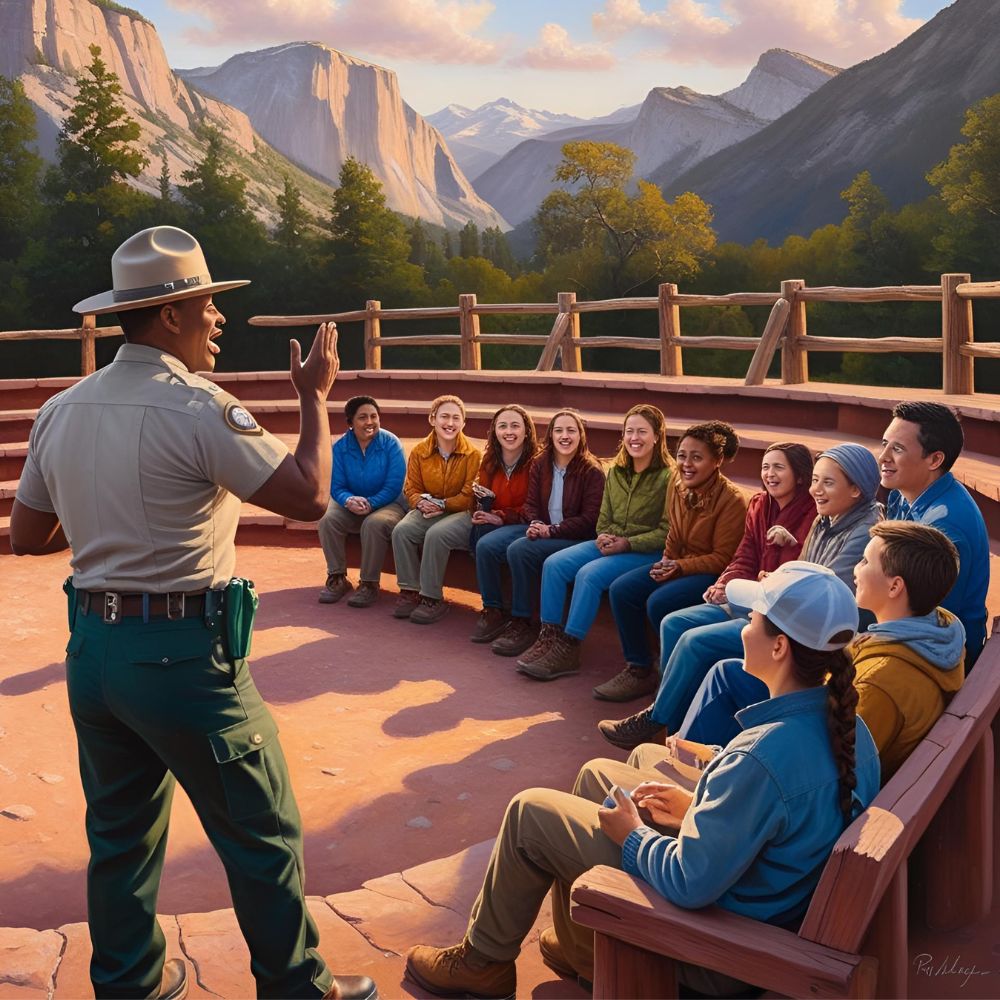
[{"xmin": 428, "ymin": 98, "xmax": 584, "ymax": 146}]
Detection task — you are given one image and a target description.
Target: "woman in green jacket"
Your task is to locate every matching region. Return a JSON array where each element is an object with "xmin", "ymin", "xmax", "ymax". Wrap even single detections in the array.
[{"xmin": 517, "ymin": 404, "xmax": 673, "ymax": 681}]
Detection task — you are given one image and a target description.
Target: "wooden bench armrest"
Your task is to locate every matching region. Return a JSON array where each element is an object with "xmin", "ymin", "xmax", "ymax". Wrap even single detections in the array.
[{"xmin": 571, "ymin": 866, "xmax": 875, "ymax": 999}]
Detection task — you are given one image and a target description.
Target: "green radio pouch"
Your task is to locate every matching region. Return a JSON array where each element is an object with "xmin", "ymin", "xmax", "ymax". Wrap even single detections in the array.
[
  {"xmin": 224, "ymin": 577, "xmax": 259, "ymax": 660},
  {"xmin": 63, "ymin": 577, "xmax": 77, "ymax": 632}
]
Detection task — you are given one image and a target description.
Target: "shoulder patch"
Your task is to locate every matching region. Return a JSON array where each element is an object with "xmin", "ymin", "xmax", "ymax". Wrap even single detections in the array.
[{"xmin": 224, "ymin": 401, "xmax": 263, "ymax": 435}]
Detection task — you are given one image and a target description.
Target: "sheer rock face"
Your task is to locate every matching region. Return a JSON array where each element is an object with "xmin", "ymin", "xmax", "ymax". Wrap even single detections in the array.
[
  {"xmin": 178, "ymin": 42, "xmax": 510, "ymax": 231},
  {"xmin": 0, "ymin": 0, "xmax": 291, "ymax": 216},
  {"xmin": 663, "ymin": 0, "xmax": 1000, "ymax": 244},
  {"xmin": 473, "ymin": 50, "xmax": 840, "ymax": 227}
]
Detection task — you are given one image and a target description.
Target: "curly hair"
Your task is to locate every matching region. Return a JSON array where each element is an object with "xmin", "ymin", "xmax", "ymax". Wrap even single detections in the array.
[
  {"xmin": 428, "ymin": 394, "xmax": 466, "ymax": 421},
  {"xmin": 612, "ymin": 404, "xmax": 673, "ymax": 473},
  {"xmin": 679, "ymin": 420, "xmax": 740, "ymax": 463},
  {"xmin": 762, "ymin": 616, "xmax": 859, "ymax": 824},
  {"xmin": 478, "ymin": 404, "xmax": 540, "ymax": 481},
  {"xmin": 539, "ymin": 409, "xmax": 602, "ymax": 475}
]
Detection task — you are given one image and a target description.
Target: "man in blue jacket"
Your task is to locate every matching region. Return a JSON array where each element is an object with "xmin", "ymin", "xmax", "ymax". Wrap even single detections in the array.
[{"xmin": 879, "ymin": 401, "xmax": 989, "ymax": 666}]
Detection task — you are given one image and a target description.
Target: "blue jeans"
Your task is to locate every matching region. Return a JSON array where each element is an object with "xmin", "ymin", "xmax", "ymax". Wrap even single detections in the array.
[
  {"xmin": 608, "ymin": 567, "xmax": 716, "ymax": 668},
  {"xmin": 540, "ymin": 541, "xmax": 659, "ymax": 640},
  {"xmin": 651, "ymin": 608, "xmax": 748, "ymax": 732},
  {"xmin": 677, "ymin": 659, "xmax": 769, "ymax": 746},
  {"xmin": 475, "ymin": 525, "xmax": 577, "ymax": 618}
]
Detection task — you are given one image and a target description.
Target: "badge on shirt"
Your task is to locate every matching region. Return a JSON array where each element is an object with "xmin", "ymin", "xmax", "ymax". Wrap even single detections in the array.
[{"xmin": 224, "ymin": 402, "xmax": 263, "ymax": 435}]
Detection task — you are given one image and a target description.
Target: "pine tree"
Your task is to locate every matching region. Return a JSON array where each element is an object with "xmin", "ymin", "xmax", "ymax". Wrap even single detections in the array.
[
  {"xmin": 458, "ymin": 219, "xmax": 480, "ymax": 257},
  {"xmin": 409, "ymin": 218, "xmax": 428, "ymax": 267},
  {"xmin": 275, "ymin": 174, "xmax": 307, "ymax": 252},
  {"xmin": 0, "ymin": 75, "xmax": 43, "ymax": 260},
  {"xmin": 180, "ymin": 126, "xmax": 252, "ymax": 225},
  {"xmin": 158, "ymin": 151, "xmax": 171, "ymax": 203},
  {"xmin": 56, "ymin": 44, "xmax": 147, "ymax": 194},
  {"xmin": 441, "ymin": 230, "xmax": 453, "ymax": 259}
]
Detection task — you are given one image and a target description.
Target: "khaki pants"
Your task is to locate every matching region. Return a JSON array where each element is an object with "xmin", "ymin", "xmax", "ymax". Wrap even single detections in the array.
[
  {"xmin": 467, "ymin": 746, "xmax": 751, "ymax": 996},
  {"xmin": 390, "ymin": 509, "xmax": 471, "ymax": 600},
  {"xmin": 317, "ymin": 499, "xmax": 406, "ymax": 582}
]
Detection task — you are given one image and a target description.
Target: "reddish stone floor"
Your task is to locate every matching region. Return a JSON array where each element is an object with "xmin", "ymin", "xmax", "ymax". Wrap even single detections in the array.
[{"xmin": 2, "ymin": 543, "xmax": 999, "ymax": 998}]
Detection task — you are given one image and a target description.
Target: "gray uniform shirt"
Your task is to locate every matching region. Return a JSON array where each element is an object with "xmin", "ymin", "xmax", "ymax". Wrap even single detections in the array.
[{"xmin": 16, "ymin": 343, "xmax": 288, "ymax": 591}]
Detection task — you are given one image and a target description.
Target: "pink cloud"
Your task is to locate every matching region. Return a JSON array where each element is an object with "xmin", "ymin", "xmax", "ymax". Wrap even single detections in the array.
[
  {"xmin": 592, "ymin": 0, "xmax": 923, "ymax": 66},
  {"xmin": 168, "ymin": 0, "xmax": 501, "ymax": 64},
  {"xmin": 510, "ymin": 23, "xmax": 616, "ymax": 71}
]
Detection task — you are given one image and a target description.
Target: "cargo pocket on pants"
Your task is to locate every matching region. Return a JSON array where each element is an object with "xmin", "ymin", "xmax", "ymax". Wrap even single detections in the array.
[{"xmin": 208, "ymin": 710, "xmax": 280, "ymax": 821}]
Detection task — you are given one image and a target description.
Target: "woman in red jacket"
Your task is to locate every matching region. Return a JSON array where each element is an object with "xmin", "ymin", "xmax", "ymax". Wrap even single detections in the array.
[{"xmin": 473, "ymin": 409, "xmax": 605, "ymax": 654}]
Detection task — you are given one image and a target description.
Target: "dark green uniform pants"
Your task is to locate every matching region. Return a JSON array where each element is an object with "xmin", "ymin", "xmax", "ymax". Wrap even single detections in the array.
[{"xmin": 65, "ymin": 608, "xmax": 333, "ymax": 999}]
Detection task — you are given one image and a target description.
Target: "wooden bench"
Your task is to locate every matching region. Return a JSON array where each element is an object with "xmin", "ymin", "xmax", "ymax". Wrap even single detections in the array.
[{"xmin": 570, "ymin": 621, "xmax": 1000, "ymax": 999}]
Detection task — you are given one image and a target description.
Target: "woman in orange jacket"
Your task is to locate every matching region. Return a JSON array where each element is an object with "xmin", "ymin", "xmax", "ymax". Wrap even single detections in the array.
[{"xmin": 390, "ymin": 394, "xmax": 481, "ymax": 624}]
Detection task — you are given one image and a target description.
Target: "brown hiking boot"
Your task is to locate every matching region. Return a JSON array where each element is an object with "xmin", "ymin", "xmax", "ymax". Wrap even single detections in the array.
[
  {"xmin": 593, "ymin": 665, "xmax": 660, "ymax": 703},
  {"xmin": 322, "ymin": 974, "xmax": 378, "ymax": 999},
  {"xmin": 519, "ymin": 632, "xmax": 580, "ymax": 680},
  {"xmin": 597, "ymin": 705, "xmax": 666, "ymax": 750},
  {"xmin": 537, "ymin": 927, "xmax": 591, "ymax": 989},
  {"xmin": 157, "ymin": 960, "xmax": 188, "ymax": 1000},
  {"xmin": 514, "ymin": 623, "xmax": 558, "ymax": 667},
  {"xmin": 392, "ymin": 589, "xmax": 420, "ymax": 618},
  {"xmin": 319, "ymin": 574, "xmax": 353, "ymax": 604},
  {"xmin": 410, "ymin": 596, "xmax": 449, "ymax": 625},
  {"xmin": 471, "ymin": 607, "xmax": 509, "ymax": 643},
  {"xmin": 405, "ymin": 939, "xmax": 515, "ymax": 999},
  {"xmin": 491, "ymin": 618, "xmax": 539, "ymax": 657},
  {"xmin": 347, "ymin": 581, "xmax": 379, "ymax": 608}
]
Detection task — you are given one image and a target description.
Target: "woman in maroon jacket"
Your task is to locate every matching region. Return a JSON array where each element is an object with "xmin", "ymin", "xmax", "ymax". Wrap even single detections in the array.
[{"xmin": 476, "ymin": 410, "xmax": 605, "ymax": 656}]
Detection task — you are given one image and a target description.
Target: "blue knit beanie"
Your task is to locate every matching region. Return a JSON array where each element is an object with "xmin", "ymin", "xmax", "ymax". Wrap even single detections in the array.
[{"xmin": 818, "ymin": 443, "xmax": 879, "ymax": 501}]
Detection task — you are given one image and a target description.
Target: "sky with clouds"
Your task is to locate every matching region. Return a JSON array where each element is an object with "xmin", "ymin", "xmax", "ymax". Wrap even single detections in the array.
[{"xmin": 140, "ymin": 0, "xmax": 954, "ymax": 117}]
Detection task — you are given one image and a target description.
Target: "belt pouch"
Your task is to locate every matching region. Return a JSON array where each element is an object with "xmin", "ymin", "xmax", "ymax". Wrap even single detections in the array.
[
  {"xmin": 63, "ymin": 577, "xmax": 77, "ymax": 632},
  {"xmin": 224, "ymin": 578, "xmax": 259, "ymax": 660}
]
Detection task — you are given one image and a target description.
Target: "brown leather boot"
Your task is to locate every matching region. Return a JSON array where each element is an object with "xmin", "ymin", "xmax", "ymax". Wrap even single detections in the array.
[
  {"xmin": 347, "ymin": 581, "xmax": 379, "ymax": 608},
  {"xmin": 518, "ymin": 631, "xmax": 580, "ymax": 680},
  {"xmin": 322, "ymin": 973, "xmax": 379, "ymax": 999},
  {"xmin": 318, "ymin": 573, "xmax": 353, "ymax": 604},
  {"xmin": 597, "ymin": 705, "xmax": 666, "ymax": 750},
  {"xmin": 410, "ymin": 596, "xmax": 449, "ymax": 624},
  {"xmin": 392, "ymin": 589, "xmax": 420, "ymax": 618},
  {"xmin": 156, "ymin": 960, "xmax": 188, "ymax": 1000},
  {"xmin": 405, "ymin": 939, "xmax": 515, "ymax": 999},
  {"xmin": 491, "ymin": 618, "xmax": 539, "ymax": 657},
  {"xmin": 593, "ymin": 665, "xmax": 660, "ymax": 702},
  {"xmin": 471, "ymin": 607, "xmax": 509, "ymax": 643},
  {"xmin": 538, "ymin": 928, "xmax": 592, "ymax": 991},
  {"xmin": 514, "ymin": 622, "xmax": 558, "ymax": 667}
]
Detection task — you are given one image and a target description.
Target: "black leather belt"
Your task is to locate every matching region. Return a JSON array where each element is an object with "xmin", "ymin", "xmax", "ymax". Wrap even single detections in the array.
[{"xmin": 78, "ymin": 590, "xmax": 208, "ymax": 623}]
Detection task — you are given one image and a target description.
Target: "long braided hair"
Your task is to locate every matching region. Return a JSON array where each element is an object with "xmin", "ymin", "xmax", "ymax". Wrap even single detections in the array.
[{"xmin": 761, "ymin": 616, "xmax": 859, "ymax": 823}]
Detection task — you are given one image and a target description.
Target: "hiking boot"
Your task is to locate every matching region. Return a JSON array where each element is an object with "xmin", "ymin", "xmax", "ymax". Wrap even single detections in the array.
[
  {"xmin": 514, "ymin": 623, "xmax": 558, "ymax": 667},
  {"xmin": 410, "ymin": 596, "xmax": 449, "ymax": 625},
  {"xmin": 537, "ymin": 927, "xmax": 592, "ymax": 990},
  {"xmin": 593, "ymin": 665, "xmax": 660, "ymax": 703},
  {"xmin": 519, "ymin": 632, "xmax": 580, "ymax": 680},
  {"xmin": 157, "ymin": 960, "xmax": 188, "ymax": 1000},
  {"xmin": 322, "ymin": 975, "xmax": 379, "ymax": 999},
  {"xmin": 491, "ymin": 618, "xmax": 539, "ymax": 657},
  {"xmin": 405, "ymin": 939, "xmax": 515, "ymax": 1000},
  {"xmin": 347, "ymin": 581, "xmax": 379, "ymax": 608},
  {"xmin": 392, "ymin": 589, "xmax": 421, "ymax": 618},
  {"xmin": 318, "ymin": 574, "xmax": 353, "ymax": 605},
  {"xmin": 597, "ymin": 705, "xmax": 665, "ymax": 750},
  {"xmin": 471, "ymin": 607, "xmax": 509, "ymax": 643}
]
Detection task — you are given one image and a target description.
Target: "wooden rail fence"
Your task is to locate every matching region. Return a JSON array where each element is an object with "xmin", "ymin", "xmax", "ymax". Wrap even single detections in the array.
[{"xmin": 5, "ymin": 274, "xmax": 1000, "ymax": 394}]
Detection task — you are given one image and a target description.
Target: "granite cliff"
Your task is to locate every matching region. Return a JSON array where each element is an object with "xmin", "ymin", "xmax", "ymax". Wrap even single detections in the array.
[{"xmin": 178, "ymin": 43, "xmax": 509, "ymax": 231}]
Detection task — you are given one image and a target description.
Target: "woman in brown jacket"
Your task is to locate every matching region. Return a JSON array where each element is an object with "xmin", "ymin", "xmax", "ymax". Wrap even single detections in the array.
[{"xmin": 598, "ymin": 421, "xmax": 748, "ymax": 702}]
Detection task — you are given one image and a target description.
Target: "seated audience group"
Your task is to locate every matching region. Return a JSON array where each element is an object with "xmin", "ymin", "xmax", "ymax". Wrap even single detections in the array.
[{"xmin": 317, "ymin": 394, "xmax": 990, "ymax": 997}]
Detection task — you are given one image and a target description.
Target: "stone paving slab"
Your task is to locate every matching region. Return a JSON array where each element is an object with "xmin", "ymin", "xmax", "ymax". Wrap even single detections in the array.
[{"xmin": 0, "ymin": 841, "xmax": 588, "ymax": 1000}]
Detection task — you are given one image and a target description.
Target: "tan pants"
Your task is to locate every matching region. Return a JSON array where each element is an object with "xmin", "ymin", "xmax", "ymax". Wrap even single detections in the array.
[
  {"xmin": 467, "ymin": 746, "xmax": 751, "ymax": 996},
  {"xmin": 317, "ymin": 500, "xmax": 406, "ymax": 582},
  {"xmin": 390, "ymin": 509, "xmax": 472, "ymax": 600}
]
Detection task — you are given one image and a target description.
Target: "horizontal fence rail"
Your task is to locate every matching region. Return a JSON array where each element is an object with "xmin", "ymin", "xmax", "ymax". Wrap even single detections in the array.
[{"xmin": 5, "ymin": 275, "xmax": 999, "ymax": 392}]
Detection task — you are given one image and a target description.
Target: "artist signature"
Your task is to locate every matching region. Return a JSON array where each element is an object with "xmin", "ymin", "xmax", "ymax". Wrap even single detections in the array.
[{"xmin": 913, "ymin": 953, "xmax": 993, "ymax": 989}]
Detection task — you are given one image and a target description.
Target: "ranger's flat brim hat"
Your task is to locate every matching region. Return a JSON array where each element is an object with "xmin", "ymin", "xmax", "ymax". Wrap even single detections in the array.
[{"xmin": 72, "ymin": 225, "xmax": 249, "ymax": 315}]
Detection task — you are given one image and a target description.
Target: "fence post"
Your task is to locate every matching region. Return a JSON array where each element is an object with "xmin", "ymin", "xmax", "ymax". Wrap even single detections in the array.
[
  {"xmin": 364, "ymin": 299, "xmax": 381, "ymax": 370},
  {"xmin": 557, "ymin": 291, "xmax": 581, "ymax": 372},
  {"xmin": 80, "ymin": 313, "xmax": 96, "ymax": 376},
  {"xmin": 459, "ymin": 293, "xmax": 482, "ymax": 370},
  {"xmin": 942, "ymin": 273, "xmax": 974, "ymax": 395},
  {"xmin": 658, "ymin": 283, "xmax": 682, "ymax": 376},
  {"xmin": 780, "ymin": 279, "xmax": 808, "ymax": 384}
]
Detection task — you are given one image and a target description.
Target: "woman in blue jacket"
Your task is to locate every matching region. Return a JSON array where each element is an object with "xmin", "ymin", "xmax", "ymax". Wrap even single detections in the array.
[
  {"xmin": 403, "ymin": 563, "xmax": 879, "ymax": 998},
  {"xmin": 317, "ymin": 395, "xmax": 406, "ymax": 608}
]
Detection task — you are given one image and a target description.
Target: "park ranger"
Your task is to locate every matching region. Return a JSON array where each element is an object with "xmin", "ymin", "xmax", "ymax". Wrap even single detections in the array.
[{"xmin": 10, "ymin": 227, "xmax": 378, "ymax": 1000}]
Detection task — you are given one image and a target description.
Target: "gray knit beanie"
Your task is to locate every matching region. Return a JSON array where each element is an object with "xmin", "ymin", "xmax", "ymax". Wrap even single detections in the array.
[{"xmin": 818, "ymin": 443, "xmax": 879, "ymax": 501}]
